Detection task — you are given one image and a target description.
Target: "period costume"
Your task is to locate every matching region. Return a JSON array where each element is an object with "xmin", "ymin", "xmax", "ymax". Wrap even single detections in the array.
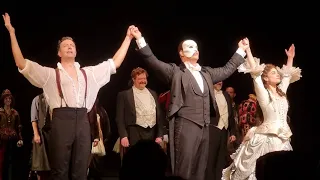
[
  {"xmin": 30, "ymin": 93, "xmax": 51, "ymax": 172},
  {"xmin": 226, "ymin": 101, "xmax": 241, "ymax": 165},
  {"xmin": 116, "ymin": 87, "xmax": 164, "ymax": 148},
  {"xmin": 135, "ymin": 37, "xmax": 245, "ymax": 180},
  {"xmin": 222, "ymin": 58, "xmax": 302, "ymax": 180},
  {"xmin": 238, "ymin": 94, "xmax": 263, "ymax": 143},
  {"xmin": 19, "ymin": 59, "xmax": 116, "ymax": 180},
  {"xmin": 0, "ymin": 89, "xmax": 23, "ymax": 180},
  {"xmin": 206, "ymin": 90, "xmax": 236, "ymax": 180},
  {"xmin": 88, "ymin": 102, "xmax": 111, "ymax": 178}
]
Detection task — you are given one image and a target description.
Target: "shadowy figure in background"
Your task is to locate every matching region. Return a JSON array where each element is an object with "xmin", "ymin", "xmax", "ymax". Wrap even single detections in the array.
[
  {"xmin": 0, "ymin": 89, "xmax": 23, "ymax": 180},
  {"xmin": 119, "ymin": 140, "xmax": 167, "ymax": 180},
  {"xmin": 87, "ymin": 99, "xmax": 111, "ymax": 179}
]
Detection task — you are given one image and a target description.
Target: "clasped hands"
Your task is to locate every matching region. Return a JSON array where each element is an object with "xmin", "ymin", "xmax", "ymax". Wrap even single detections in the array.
[
  {"xmin": 120, "ymin": 136, "xmax": 163, "ymax": 148},
  {"xmin": 125, "ymin": 25, "xmax": 142, "ymax": 40}
]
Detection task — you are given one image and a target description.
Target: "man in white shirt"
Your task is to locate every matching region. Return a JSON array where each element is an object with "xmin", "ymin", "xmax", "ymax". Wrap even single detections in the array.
[
  {"xmin": 116, "ymin": 67, "xmax": 164, "ymax": 150},
  {"xmin": 3, "ymin": 13, "xmax": 133, "ymax": 180}
]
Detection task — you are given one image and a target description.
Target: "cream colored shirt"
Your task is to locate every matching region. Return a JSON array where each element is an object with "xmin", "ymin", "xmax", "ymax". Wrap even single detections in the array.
[
  {"xmin": 215, "ymin": 89, "xmax": 229, "ymax": 130},
  {"xmin": 19, "ymin": 59, "xmax": 116, "ymax": 112},
  {"xmin": 132, "ymin": 86, "xmax": 156, "ymax": 128}
]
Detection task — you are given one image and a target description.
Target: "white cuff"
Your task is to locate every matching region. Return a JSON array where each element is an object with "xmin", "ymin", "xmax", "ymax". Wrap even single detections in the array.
[
  {"xmin": 236, "ymin": 48, "xmax": 246, "ymax": 58},
  {"xmin": 136, "ymin": 37, "xmax": 147, "ymax": 49},
  {"xmin": 107, "ymin": 58, "xmax": 117, "ymax": 74}
]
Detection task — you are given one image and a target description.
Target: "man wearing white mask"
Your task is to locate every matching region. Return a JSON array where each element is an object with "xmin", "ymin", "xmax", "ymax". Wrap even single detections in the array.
[{"xmin": 129, "ymin": 26, "xmax": 249, "ymax": 180}]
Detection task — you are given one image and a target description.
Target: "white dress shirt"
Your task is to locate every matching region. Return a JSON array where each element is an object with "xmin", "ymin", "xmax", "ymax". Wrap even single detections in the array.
[
  {"xmin": 19, "ymin": 59, "xmax": 116, "ymax": 112},
  {"xmin": 215, "ymin": 89, "xmax": 229, "ymax": 130}
]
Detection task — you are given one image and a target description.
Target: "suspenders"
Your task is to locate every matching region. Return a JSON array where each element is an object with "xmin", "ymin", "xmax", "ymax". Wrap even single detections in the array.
[{"xmin": 55, "ymin": 68, "xmax": 88, "ymax": 108}]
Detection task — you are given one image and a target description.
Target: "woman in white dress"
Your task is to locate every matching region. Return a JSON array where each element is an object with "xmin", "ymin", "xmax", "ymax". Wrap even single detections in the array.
[{"xmin": 222, "ymin": 39, "xmax": 302, "ymax": 180}]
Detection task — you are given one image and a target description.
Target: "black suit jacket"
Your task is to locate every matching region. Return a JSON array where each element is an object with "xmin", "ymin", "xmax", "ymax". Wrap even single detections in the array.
[
  {"xmin": 137, "ymin": 44, "xmax": 244, "ymax": 172},
  {"xmin": 115, "ymin": 88, "xmax": 164, "ymax": 139},
  {"xmin": 137, "ymin": 45, "xmax": 245, "ymax": 122}
]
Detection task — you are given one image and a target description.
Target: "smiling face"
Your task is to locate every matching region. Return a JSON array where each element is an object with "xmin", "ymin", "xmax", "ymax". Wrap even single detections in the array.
[
  {"xmin": 4, "ymin": 96, "xmax": 12, "ymax": 107},
  {"xmin": 262, "ymin": 65, "xmax": 281, "ymax": 86},
  {"xmin": 133, "ymin": 73, "xmax": 148, "ymax": 90},
  {"xmin": 131, "ymin": 67, "xmax": 148, "ymax": 90}
]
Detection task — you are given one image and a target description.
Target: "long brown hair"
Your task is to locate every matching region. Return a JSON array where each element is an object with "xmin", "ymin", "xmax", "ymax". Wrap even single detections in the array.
[{"xmin": 261, "ymin": 64, "xmax": 286, "ymax": 101}]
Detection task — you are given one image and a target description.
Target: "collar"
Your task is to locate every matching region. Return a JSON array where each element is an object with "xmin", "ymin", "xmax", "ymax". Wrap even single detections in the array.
[
  {"xmin": 214, "ymin": 89, "xmax": 223, "ymax": 95},
  {"xmin": 57, "ymin": 62, "xmax": 81, "ymax": 70},
  {"xmin": 184, "ymin": 61, "xmax": 201, "ymax": 72},
  {"xmin": 132, "ymin": 86, "xmax": 148, "ymax": 94}
]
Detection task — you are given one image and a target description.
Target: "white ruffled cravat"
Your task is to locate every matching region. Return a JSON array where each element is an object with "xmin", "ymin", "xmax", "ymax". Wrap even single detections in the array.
[{"xmin": 185, "ymin": 61, "xmax": 201, "ymax": 71}]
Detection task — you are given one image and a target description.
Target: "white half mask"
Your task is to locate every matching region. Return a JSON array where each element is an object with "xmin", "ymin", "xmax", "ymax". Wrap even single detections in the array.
[{"xmin": 182, "ymin": 40, "xmax": 198, "ymax": 58}]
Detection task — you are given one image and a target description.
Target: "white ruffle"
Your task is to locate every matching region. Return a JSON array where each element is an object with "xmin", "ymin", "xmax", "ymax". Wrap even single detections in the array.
[
  {"xmin": 238, "ymin": 57, "xmax": 266, "ymax": 77},
  {"xmin": 276, "ymin": 65, "xmax": 302, "ymax": 83},
  {"xmin": 222, "ymin": 134, "xmax": 292, "ymax": 180}
]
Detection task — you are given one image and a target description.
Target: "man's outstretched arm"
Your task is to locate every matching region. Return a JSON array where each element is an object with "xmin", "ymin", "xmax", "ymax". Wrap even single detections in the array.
[
  {"xmin": 3, "ymin": 13, "xmax": 26, "ymax": 70},
  {"xmin": 3, "ymin": 13, "xmax": 50, "ymax": 88},
  {"xmin": 112, "ymin": 25, "xmax": 135, "ymax": 68}
]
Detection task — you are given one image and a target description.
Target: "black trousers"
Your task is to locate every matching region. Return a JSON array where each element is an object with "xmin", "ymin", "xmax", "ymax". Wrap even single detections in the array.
[
  {"xmin": 127, "ymin": 125, "xmax": 156, "ymax": 147},
  {"xmin": 49, "ymin": 107, "xmax": 91, "ymax": 180},
  {"xmin": 174, "ymin": 118, "xmax": 209, "ymax": 180},
  {"xmin": 205, "ymin": 126, "xmax": 228, "ymax": 180}
]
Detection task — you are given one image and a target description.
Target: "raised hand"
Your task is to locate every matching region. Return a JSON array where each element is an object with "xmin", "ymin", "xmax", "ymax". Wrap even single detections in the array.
[
  {"xmin": 126, "ymin": 25, "xmax": 135, "ymax": 40},
  {"xmin": 242, "ymin": 37, "xmax": 250, "ymax": 47},
  {"xmin": 285, "ymin": 44, "xmax": 295, "ymax": 58},
  {"xmin": 238, "ymin": 37, "xmax": 249, "ymax": 52},
  {"xmin": 2, "ymin": 13, "xmax": 15, "ymax": 33},
  {"xmin": 130, "ymin": 26, "xmax": 142, "ymax": 39}
]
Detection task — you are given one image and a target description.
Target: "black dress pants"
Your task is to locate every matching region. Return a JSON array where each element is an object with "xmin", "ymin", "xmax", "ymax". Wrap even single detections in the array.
[
  {"xmin": 174, "ymin": 118, "xmax": 209, "ymax": 180},
  {"xmin": 49, "ymin": 107, "xmax": 91, "ymax": 180}
]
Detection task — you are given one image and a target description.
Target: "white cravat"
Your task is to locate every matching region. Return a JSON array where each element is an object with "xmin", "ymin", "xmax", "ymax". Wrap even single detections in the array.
[{"xmin": 184, "ymin": 62, "xmax": 204, "ymax": 92}]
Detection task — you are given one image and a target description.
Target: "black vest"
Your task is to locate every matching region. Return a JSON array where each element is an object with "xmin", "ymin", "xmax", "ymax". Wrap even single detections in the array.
[{"xmin": 177, "ymin": 72, "xmax": 212, "ymax": 126}]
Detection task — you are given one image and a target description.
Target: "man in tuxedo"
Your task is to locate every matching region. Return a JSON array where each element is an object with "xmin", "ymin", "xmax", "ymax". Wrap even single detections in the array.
[
  {"xmin": 116, "ymin": 67, "xmax": 164, "ymax": 151},
  {"xmin": 206, "ymin": 81, "xmax": 237, "ymax": 180},
  {"xmin": 130, "ymin": 26, "xmax": 248, "ymax": 180}
]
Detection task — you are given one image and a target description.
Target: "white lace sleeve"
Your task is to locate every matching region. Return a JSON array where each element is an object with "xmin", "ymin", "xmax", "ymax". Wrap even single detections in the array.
[
  {"xmin": 238, "ymin": 57, "xmax": 266, "ymax": 78},
  {"xmin": 238, "ymin": 57, "xmax": 270, "ymax": 106},
  {"xmin": 276, "ymin": 65, "xmax": 302, "ymax": 93}
]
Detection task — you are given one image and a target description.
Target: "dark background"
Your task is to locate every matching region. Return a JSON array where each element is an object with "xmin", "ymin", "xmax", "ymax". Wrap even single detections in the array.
[{"xmin": 0, "ymin": 2, "xmax": 317, "ymax": 179}]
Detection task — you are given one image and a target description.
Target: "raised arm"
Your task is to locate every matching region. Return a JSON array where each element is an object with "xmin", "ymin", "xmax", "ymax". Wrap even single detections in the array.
[
  {"xmin": 112, "ymin": 25, "xmax": 135, "ymax": 68},
  {"xmin": 238, "ymin": 39, "xmax": 270, "ymax": 106},
  {"xmin": 130, "ymin": 26, "xmax": 175, "ymax": 85},
  {"xmin": 277, "ymin": 44, "xmax": 302, "ymax": 93},
  {"xmin": 205, "ymin": 39, "xmax": 248, "ymax": 84},
  {"xmin": 3, "ymin": 13, "xmax": 51, "ymax": 88},
  {"xmin": 3, "ymin": 13, "xmax": 25, "ymax": 69},
  {"xmin": 83, "ymin": 26, "xmax": 135, "ymax": 89}
]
